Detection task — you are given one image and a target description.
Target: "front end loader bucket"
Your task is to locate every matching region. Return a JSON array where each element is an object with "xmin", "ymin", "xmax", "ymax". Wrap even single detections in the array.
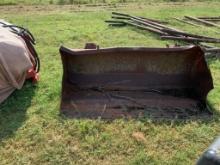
[{"xmin": 60, "ymin": 44, "xmax": 213, "ymax": 119}]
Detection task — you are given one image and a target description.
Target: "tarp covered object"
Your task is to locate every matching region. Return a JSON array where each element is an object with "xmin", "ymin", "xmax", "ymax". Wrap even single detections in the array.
[{"xmin": 0, "ymin": 25, "xmax": 34, "ymax": 104}]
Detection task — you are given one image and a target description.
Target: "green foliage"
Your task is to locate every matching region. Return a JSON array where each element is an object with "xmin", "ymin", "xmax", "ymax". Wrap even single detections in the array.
[
  {"xmin": 58, "ymin": 0, "xmax": 65, "ymax": 5},
  {"xmin": 49, "ymin": 0, "xmax": 54, "ymax": 4},
  {"xmin": 129, "ymin": 151, "xmax": 156, "ymax": 165}
]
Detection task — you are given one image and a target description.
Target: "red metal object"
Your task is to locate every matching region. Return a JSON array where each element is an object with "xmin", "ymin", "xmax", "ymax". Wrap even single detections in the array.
[
  {"xmin": 59, "ymin": 44, "xmax": 213, "ymax": 120},
  {"xmin": 26, "ymin": 68, "xmax": 39, "ymax": 83}
]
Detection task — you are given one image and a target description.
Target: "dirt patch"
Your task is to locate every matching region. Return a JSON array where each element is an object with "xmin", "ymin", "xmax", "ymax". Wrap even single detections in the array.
[{"xmin": 0, "ymin": 4, "xmax": 129, "ymax": 15}]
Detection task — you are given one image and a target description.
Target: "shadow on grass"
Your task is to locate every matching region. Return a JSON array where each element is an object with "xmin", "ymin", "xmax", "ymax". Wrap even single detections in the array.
[{"xmin": 0, "ymin": 82, "xmax": 36, "ymax": 142}]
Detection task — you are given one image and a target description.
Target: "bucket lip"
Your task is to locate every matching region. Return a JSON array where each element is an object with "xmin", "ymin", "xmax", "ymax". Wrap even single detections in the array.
[{"xmin": 59, "ymin": 45, "xmax": 203, "ymax": 56}]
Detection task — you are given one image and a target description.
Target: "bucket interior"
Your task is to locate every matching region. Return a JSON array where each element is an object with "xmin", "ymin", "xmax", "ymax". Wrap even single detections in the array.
[{"xmin": 60, "ymin": 45, "xmax": 213, "ymax": 119}]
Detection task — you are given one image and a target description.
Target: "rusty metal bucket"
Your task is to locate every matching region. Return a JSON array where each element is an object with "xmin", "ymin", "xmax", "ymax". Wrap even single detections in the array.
[{"xmin": 59, "ymin": 44, "xmax": 213, "ymax": 120}]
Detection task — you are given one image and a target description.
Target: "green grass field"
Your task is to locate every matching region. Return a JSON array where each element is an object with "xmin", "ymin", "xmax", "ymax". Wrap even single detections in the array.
[
  {"xmin": 0, "ymin": 2, "xmax": 220, "ymax": 165},
  {"xmin": 0, "ymin": 0, "xmax": 219, "ymax": 5}
]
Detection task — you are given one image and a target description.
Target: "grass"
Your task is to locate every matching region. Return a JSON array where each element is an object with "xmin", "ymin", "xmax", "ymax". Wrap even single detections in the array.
[
  {"xmin": 0, "ymin": 0, "xmax": 219, "ymax": 5},
  {"xmin": 0, "ymin": 2, "xmax": 220, "ymax": 165}
]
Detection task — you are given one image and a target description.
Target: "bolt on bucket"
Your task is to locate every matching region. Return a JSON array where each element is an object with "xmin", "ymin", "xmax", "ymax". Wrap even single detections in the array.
[{"xmin": 59, "ymin": 44, "xmax": 213, "ymax": 120}]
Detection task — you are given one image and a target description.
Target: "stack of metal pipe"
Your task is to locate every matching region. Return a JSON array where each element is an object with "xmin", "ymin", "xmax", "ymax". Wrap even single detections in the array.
[{"xmin": 106, "ymin": 12, "xmax": 220, "ymax": 54}]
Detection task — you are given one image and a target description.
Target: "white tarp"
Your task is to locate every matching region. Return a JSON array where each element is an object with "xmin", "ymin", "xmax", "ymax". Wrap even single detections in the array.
[{"xmin": 0, "ymin": 22, "xmax": 33, "ymax": 104}]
